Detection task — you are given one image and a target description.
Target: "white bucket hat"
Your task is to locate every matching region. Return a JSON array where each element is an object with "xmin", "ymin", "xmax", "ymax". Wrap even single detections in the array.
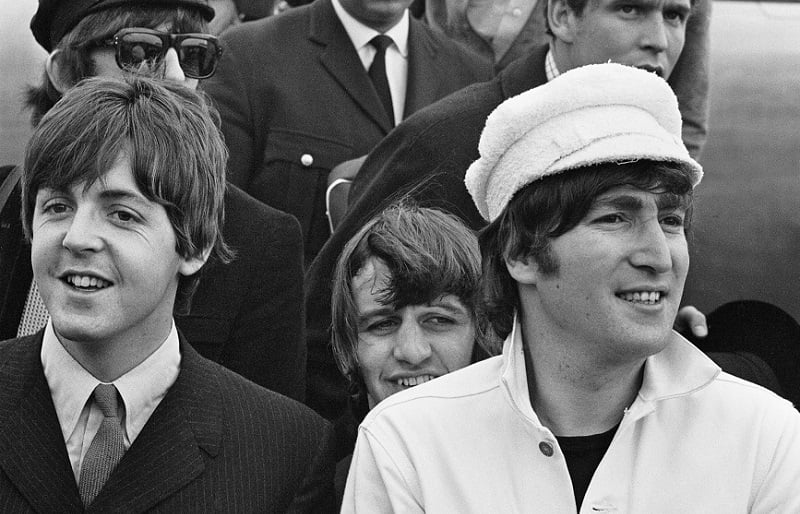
[{"xmin": 465, "ymin": 62, "xmax": 703, "ymax": 222}]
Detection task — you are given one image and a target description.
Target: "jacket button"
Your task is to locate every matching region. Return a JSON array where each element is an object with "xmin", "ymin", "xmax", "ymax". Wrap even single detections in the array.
[
  {"xmin": 301, "ymin": 153, "xmax": 314, "ymax": 167},
  {"xmin": 539, "ymin": 441, "xmax": 554, "ymax": 457}
]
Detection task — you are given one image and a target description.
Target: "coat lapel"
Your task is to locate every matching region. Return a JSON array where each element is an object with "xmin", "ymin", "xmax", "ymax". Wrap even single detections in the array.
[
  {"xmin": 404, "ymin": 18, "xmax": 444, "ymax": 116},
  {"xmin": 498, "ymin": 43, "xmax": 549, "ymax": 99},
  {"xmin": 88, "ymin": 340, "xmax": 222, "ymax": 513},
  {"xmin": 0, "ymin": 334, "xmax": 83, "ymax": 513},
  {"xmin": 311, "ymin": 0, "xmax": 393, "ymax": 133}
]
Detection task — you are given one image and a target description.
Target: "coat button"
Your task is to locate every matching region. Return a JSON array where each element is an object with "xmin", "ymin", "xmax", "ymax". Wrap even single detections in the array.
[
  {"xmin": 539, "ymin": 441, "xmax": 554, "ymax": 457},
  {"xmin": 512, "ymin": 7, "xmax": 522, "ymax": 16},
  {"xmin": 300, "ymin": 153, "xmax": 314, "ymax": 167}
]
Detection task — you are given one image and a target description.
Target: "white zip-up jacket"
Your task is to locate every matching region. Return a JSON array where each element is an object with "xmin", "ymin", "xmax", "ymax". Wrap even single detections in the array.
[{"xmin": 343, "ymin": 321, "xmax": 800, "ymax": 513}]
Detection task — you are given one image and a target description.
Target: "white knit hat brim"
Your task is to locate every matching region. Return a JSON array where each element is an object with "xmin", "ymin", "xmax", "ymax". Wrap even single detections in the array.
[{"xmin": 464, "ymin": 63, "xmax": 704, "ymax": 222}]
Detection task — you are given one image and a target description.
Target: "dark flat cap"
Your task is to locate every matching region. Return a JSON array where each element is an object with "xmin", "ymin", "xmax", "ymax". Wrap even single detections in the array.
[{"xmin": 31, "ymin": 0, "xmax": 215, "ymax": 51}]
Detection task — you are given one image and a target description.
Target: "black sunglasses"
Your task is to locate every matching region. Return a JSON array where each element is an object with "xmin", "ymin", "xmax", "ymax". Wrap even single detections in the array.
[{"xmin": 104, "ymin": 28, "xmax": 224, "ymax": 79}]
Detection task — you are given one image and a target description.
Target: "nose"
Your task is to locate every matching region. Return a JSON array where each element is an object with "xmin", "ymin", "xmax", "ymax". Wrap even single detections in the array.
[
  {"xmin": 628, "ymin": 218, "xmax": 672, "ymax": 274},
  {"xmin": 162, "ymin": 47, "xmax": 188, "ymax": 84},
  {"xmin": 392, "ymin": 321, "xmax": 433, "ymax": 365},
  {"xmin": 640, "ymin": 15, "xmax": 669, "ymax": 54},
  {"xmin": 61, "ymin": 208, "xmax": 104, "ymax": 254}
]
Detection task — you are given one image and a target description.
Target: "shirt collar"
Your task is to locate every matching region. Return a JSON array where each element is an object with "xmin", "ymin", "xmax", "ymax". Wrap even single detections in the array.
[
  {"xmin": 545, "ymin": 47, "xmax": 560, "ymax": 82},
  {"xmin": 500, "ymin": 313, "xmax": 721, "ymax": 424},
  {"xmin": 331, "ymin": 0, "xmax": 410, "ymax": 58},
  {"xmin": 41, "ymin": 320, "xmax": 181, "ymax": 444}
]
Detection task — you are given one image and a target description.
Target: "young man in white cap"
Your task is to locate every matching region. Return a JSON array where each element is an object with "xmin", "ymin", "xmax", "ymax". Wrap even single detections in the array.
[{"xmin": 341, "ymin": 63, "xmax": 800, "ymax": 512}]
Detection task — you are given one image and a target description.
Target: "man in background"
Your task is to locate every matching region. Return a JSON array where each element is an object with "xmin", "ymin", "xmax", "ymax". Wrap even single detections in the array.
[{"xmin": 202, "ymin": 0, "xmax": 492, "ymax": 263}]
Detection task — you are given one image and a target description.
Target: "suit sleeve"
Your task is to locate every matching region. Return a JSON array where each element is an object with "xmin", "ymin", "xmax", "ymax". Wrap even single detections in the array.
[
  {"xmin": 201, "ymin": 30, "xmax": 259, "ymax": 188},
  {"xmin": 668, "ymin": 0, "xmax": 711, "ymax": 160},
  {"xmin": 218, "ymin": 208, "xmax": 307, "ymax": 401},
  {"xmin": 286, "ymin": 420, "xmax": 338, "ymax": 513},
  {"xmin": 340, "ymin": 426, "xmax": 424, "ymax": 513}
]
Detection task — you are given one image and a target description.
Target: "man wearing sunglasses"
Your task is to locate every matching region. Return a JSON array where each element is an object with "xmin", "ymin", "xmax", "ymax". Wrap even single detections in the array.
[{"xmin": 1, "ymin": 0, "xmax": 309, "ymax": 406}]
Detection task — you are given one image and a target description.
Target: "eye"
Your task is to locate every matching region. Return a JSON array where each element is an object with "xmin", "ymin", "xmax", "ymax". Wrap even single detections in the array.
[
  {"xmin": 660, "ymin": 213, "xmax": 686, "ymax": 231},
  {"xmin": 365, "ymin": 318, "xmax": 399, "ymax": 335},
  {"xmin": 41, "ymin": 199, "xmax": 72, "ymax": 217},
  {"xmin": 594, "ymin": 213, "xmax": 627, "ymax": 224},
  {"xmin": 619, "ymin": 4, "xmax": 641, "ymax": 15},
  {"xmin": 426, "ymin": 316, "xmax": 454, "ymax": 326},
  {"xmin": 109, "ymin": 208, "xmax": 141, "ymax": 224},
  {"xmin": 664, "ymin": 8, "xmax": 688, "ymax": 24},
  {"xmin": 44, "ymin": 202, "xmax": 70, "ymax": 214}
]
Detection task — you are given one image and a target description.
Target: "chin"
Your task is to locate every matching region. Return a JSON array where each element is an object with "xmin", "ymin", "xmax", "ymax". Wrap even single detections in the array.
[{"xmin": 50, "ymin": 315, "xmax": 107, "ymax": 345}]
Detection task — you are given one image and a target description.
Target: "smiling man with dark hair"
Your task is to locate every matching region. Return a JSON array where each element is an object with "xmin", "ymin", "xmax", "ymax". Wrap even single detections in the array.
[
  {"xmin": 0, "ymin": 0, "xmax": 308, "ymax": 403},
  {"xmin": 0, "ymin": 74, "xmax": 335, "ymax": 513},
  {"xmin": 342, "ymin": 63, "xmax": 800, "ymax": 513}
]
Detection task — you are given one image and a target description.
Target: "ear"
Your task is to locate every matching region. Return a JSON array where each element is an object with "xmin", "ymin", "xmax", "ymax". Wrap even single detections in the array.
[
  {"xmin": 45, "ymin": 49, "xmax": 74, "ymax": 94},
  {"xmin": 505, "ymin": 253, "xmax": 541, "ymax": 286},
  {"xmin": 548, "ymin": 0, "xmax": 578, "ymax": 44},
  {"xmin": 178, "ymin": 247, "xmax": 212, "ymax": 277}
]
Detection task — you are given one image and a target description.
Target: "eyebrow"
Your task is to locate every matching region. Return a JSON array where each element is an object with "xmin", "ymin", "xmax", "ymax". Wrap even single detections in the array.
[
  {"xmin": 356, "ymin": 297, "xmax": 469, "ymax": 323},
  {"xmin": 97, "ymin": 188, "xmax": 153, "ymax": 208},
  {"xmin": 593, "ymin": 194, "xmax": 644, "ymax": 212},
  {"xmin": 664, "ymin": 0, "xmax": 692, "ymax": 16},
  {"xmin": 592, "ymin": 192, "xmax": 687, "ymax": 212}
]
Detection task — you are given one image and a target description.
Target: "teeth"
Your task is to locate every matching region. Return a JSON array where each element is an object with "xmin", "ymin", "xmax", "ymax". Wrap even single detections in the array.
[
  {"xmin": 618, "ymin": 291, "xmax": 661, "ymax": 304},
  {"xmin": 66, "ymin": 274, "xmax": 110, "ymax": 290},
  {"xmin": 397, "ymin": 375, "xmax": 435, "ymax": 387}
]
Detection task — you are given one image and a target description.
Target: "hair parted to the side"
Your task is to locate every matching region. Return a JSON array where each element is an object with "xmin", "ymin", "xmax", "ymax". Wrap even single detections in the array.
[
  {"xmin": 479, "ymin": 160, "xmax": 696, "ymax": 339},
  {"xmin": 26, "ymin": 6, "xmax": 207, "ymax": 125},
  {"xmin": 331, "ymin": 202, "xmax": 499, "ymax": 394},
  {"xmin": 22, "ymin": 75, "xmax": 232, "ymax": 309}
]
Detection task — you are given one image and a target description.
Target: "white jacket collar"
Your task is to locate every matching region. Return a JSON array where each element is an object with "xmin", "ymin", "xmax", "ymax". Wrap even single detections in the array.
[{"xmin": 500, "ymin": 314, "xmax": 721, "ymax": 425}]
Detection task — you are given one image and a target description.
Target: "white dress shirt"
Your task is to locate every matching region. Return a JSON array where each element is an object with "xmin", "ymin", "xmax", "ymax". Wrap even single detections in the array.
[
  {"xmin": 41, "ymin": 321, "xmax": 181, "ymax": 482},
  {"xmin": 331, "ymin": 0, "xmax": 410, "ymax": 124}
]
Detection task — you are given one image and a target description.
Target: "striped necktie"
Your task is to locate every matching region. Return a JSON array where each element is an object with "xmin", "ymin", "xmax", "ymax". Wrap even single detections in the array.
[{"xmin": 79, "ymin": 384, "xmax": 126, "ymax": 506}]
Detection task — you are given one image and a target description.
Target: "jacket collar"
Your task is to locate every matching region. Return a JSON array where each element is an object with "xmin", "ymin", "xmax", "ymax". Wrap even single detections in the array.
[
  {"xmin": 500, "ymin": 315, "xmax": 721, "ymax": 426},
  {"xmin": 309, "ymin": 0, "xmax": 394, "ymax": 132},
  {"xmin": 0, "ymin": 333, "xmax": 83, "ymax": 512},
  {"xmin": 0, "ymin": 332, "xmax": 225, "ymax": 513},
  {"xmin": 498, "ymin": 43, "xmax": 550, "ymax": 100}
]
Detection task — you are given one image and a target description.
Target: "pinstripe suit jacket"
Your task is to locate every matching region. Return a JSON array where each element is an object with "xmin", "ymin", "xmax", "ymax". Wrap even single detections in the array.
[{"xmin": 0, "ymin": 333, "xmax": 336, "ymax": 513}]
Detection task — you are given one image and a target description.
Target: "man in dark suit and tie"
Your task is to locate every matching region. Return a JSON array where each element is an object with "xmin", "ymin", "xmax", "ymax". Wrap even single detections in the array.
[
  {"xmin": 0, "ymin": 0, "xmax": 308, "ymax": 402},
  {"xmin": 0, "ymin": 75, "xmax": 334, "ymax": 512},
  {"xmin": 201, "ymin": 0, "xmax": 493, "ymax": 263}
]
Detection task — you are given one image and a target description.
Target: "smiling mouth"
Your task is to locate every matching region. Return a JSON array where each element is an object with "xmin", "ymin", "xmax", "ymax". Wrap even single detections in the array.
[
  {"xmin": 396, "ymin": 375, "xmax": 436, "ymax": 387},
  {"xmin": 617, "ymin": 291, "xmax": 662, "ymax": 305},
  {"xmin": 64, "ymin": 274, "xmax": 111, "ymax": 291}
]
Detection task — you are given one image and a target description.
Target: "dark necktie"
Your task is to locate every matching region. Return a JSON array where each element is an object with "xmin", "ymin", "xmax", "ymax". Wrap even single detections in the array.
[
  {"xmin": 79, "ymin": 384, "xmax": 126, "ymax": 506},
  {"xmin": 368, "ymin": 34, "xmax": 395, "ymax": 126}
]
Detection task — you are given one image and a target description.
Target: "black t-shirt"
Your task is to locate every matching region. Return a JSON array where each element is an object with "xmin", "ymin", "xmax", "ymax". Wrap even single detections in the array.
[{"xmin": 556, "ymin": 424, "xmax": 618, "ymax": 510}]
